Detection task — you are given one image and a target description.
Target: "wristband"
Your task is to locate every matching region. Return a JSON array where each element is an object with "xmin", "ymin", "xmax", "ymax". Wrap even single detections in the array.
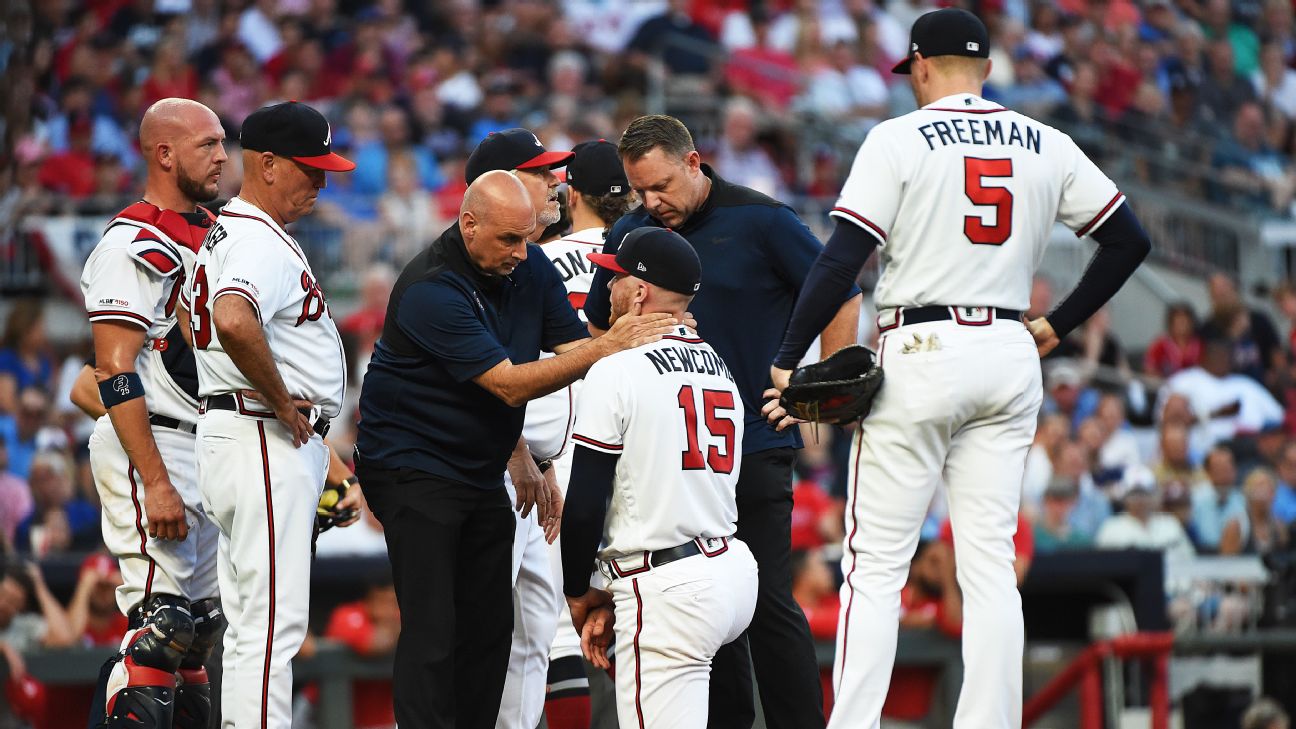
[
  {"xmin": 536, "ymin": 458, "xmax": 554, "ymax": 474},
  {"xmin": 99, "ymin": 372, "xmax": 146, "ymax": 409},
  {"xmin": 341, "ymin": 475, "xmax": 359, "ymax": 488}
]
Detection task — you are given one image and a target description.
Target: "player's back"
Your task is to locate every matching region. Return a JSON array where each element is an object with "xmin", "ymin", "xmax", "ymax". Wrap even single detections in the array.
[
  {"xmin": 574, "ymin": 326, "xmax": 744, "ymax": 560},
  {"xmin": 841, "ymin": 94, "xmax": 1122, "ymax": 312}
]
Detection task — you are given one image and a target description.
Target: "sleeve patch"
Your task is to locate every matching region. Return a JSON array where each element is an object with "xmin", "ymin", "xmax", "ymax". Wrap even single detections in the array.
[{"xmin": 127, "ymin": 230, "xmax": 184, "ymax": 277}]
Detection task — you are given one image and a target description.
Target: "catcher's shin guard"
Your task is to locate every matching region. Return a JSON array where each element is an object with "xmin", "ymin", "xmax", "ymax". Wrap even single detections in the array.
[
  {"xmin": 104, "ymin": 595, "xmax": 195, "ymax": 729},
  {"xmin": 173, "ymin": 598, "xmax": 223, "ymax": 729}
]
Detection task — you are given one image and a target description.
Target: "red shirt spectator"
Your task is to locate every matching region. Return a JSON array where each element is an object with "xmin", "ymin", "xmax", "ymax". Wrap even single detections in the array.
[
  {"xmin": 324, "ymin": 581, "xmax": 400, "ymax": 729},
  {"xmin": 1144, "ymin": 304, "xmax": 1202, "ymax": 378},
  {"xmin": 790, "ymin": 479, "xmax": 836, "ymax": 551}
]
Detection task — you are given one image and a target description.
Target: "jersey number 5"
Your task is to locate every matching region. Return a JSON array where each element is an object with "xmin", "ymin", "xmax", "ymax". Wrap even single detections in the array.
[
  {"xmin": 964, "ymin": 157, "xmax": 1014, "ymax": 245},
  {"xmin": 678, "ymin": 385, "xmax": 737, "ymax": 474}
]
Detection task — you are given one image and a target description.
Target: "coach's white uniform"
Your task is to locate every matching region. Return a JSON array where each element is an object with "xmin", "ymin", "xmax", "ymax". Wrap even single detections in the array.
[
  {"xmin": 81, "ymin": 203, "xmax": 221, "ymax": 615},
  {"xmin": 828, "ymin": 94, "xmax": 1124, "ymax": 729},
  {"xmin": 497, "ymin": 226, "xmax": 603, "ymax": 729},
  {"xmin": 574, "ymin": 326, "xmax": 758, "ymax": 729},
  {"xmin": 188, "ymin": 196, "xmax": 345, "ymax": 729}
]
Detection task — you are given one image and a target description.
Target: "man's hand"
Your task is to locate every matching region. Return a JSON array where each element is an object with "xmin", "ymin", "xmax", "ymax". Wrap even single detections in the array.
[
  {"xmin": 760, "ymin": 366, "xmax": 804, "ymax": 432},
  {"xmin": 334, "ymin": 479, "xmax": 365, "ymax": 528},
  {"xmin": 567, "ymin": 587, "xmax": 614, "ymax": 635},
  {"xmin": 144, "ymin": 477, "xmax": 189, "ymax": 541},
  {"xmin": 581, "ymin": 606, "xmax": 615, "ymax": 670},
  {"xmin": 1026, "ymin": 317, "xmax": 1059, "ymax": 358},
  {"xmin": 508, "ymin": 449, "xmax": 549, "ymax": 520},
  {"xmin": 599, "ymin": 312, "xmax": 678, "ymax": 354},
  {"xmin": 542, "ymin": 466, "xmax": 563, "ymax": 544},
  {"xmin": 244, "ymin": 390, "xmax": 314, "ymax": 447}
]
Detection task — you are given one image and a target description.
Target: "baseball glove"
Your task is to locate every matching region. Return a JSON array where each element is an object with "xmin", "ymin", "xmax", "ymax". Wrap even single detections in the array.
[
  {"xmin": 779, "ymin": 344, "xmax": 884, "ymax": 425},
  {"xmin": 316, "ymin": 481, "xmax": 357, "ymax": 533}
]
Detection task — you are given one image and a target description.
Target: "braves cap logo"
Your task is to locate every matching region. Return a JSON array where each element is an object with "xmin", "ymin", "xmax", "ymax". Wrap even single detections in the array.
[
  {"xmin": 112, "ymin": 374, "xmax": 130, "ymax": 396},
  {"xmin": 324, "ymin": 122, "xmax": 332, "ymax": 148},
  {"xmin": 530, "ymin": 132, "xmax": 543, "ymax": 149}
]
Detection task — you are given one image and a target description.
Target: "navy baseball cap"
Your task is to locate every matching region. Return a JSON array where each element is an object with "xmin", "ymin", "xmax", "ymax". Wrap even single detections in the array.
[
  {"xmin": 465, "ymin": 128, "xmax": 574, "ymax": 184},
  {"xmin": 564, "ymin": 140, "xmax": 629, "ymax": 197},
  {"xmin": 588, "ymin": 227, "xmax": 701, "ymax": 295},
  {"xmin": 240, "ymin": 101, "xmax": 355, "ymax": 171},
  {"xmin": 892, "ymin": 8, "xmax": 990, "ymax": 74}
]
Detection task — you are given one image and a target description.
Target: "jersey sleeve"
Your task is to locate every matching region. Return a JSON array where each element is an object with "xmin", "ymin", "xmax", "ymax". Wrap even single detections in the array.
[
  {"xmin": 532, "ymin": 245, "xmax": 591, "ymax": 351},
  {"xmin": 210, "ymin": 236, "xmax": 297, "ymax": 326},
  {"xmin": 583, "ymin": 217, "xmax": 636, "ymax": 331},
  {"xmin": 82, "ymin": 240, "xmax": 164, "ymax": 331},
  {"xmin": 396, "ymin": 281, "xmax": 510, "ymax": 382},
  {"xmin": 830, "ymin": 122, "xmax": 903, "ymax": 246},
  {"xmin": 570, "ymin": 359, "xmax": 630, "ymax": 454},
  {"xmin": 1056, "ymin": 134, "xmax": 1125, "ymax": 237}
]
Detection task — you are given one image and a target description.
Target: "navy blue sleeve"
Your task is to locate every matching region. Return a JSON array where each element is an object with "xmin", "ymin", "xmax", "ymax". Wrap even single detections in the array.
[
  {"xmin": 773, "ymin": 220, "xmax": 878, "ymax": 369},
  {"xmin": 764, "ymin": 206, "xmax": 862, "ymax": 302},
  {"xmin": 530, "ymin": 245, "xmax": 590, "ymax": 351},
  {"xmin": 1046, "ymin": 204, "xmax": 1151, "ymax": 338},
  {"xmin": 561, "ymin": 444, "xmax": 618, "ymax": 597},
  {"xmin": 583, "ymin": 216, "xmax": 637, "ymax": 331},
  {"xmin": 395, "ymin": 280, "xmax": 509, "ymax": 383}
]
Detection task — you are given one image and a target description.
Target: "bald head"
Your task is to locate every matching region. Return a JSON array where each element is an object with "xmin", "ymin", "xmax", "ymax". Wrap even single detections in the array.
[
  {"xmin": 140, "ymin": 98, "xmax": 227, "ymax": 206},
  {"xmin": 461, "ymin": 170, "xmax": 536, "ymax": 277}
]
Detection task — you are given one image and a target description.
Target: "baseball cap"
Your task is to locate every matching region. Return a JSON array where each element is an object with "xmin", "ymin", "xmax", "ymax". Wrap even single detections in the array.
[
  {"xmin": 465, "ymin": 128, "xmax": 575, "ymax": 184},
  {"xmin": 240, "ymin": 101, "xmax": 355, "ymax": 172},
  {"xmin": 588, "ymin": 227, "xmax": 702, "ymax": 296},
  {"xmin": 892, "ymin": 8, "xmax": 990, "ymax": 74},
  {"xmin": 565, "ymin": 140, "xmax": 629, "ymax": 197}
]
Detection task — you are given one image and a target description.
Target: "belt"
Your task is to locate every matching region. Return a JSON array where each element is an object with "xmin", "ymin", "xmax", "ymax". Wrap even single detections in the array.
[
  {"xmin": 606, "ymin": 536, "xmax": 731, "ymax": 581},
  {"xmin": 202, "ymin": 393, "xmax": 331, "ymax": 438},
  {"xmin": 147, "ymin": 413, "xmax": 197, "ymax": 434},
  {"xmin": 877, "ymin": 305, "xmax": 1023, "ymax": 333}
]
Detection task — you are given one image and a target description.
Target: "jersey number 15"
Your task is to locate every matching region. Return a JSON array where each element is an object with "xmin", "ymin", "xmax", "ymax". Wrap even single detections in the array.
[
  {"xmin": 964, "ymin": 157, "xmax": 1013, "ymax": 246},
  {"xmin": 677, "ymin": 385, "xmax": 737, "ymax": 474}
]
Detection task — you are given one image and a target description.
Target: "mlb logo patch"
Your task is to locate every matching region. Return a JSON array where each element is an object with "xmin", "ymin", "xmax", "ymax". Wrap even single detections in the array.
[{"xmin": 966, "ymin": 41, "xmax": 980, "ymax": 51}]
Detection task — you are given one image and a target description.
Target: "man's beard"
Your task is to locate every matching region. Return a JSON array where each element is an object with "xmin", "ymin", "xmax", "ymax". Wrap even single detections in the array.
[
  {"xmin": 176, "ymin": 163, "xmax": 219, "ymax": 204},
  {"xmin": 538, "ymin": 199, "xmax": 561, "ymax": 226}
]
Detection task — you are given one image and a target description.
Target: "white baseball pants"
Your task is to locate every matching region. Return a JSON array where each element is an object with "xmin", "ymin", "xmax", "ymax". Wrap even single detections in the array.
[
  {"xmin": 829, "ymin": 318, "xmax": 1041, "ymax": 729},
  {"xmin": 497, "ymin": 473, "xmax": 563, "ymax": 729},
  {"xmin": 196, "ymin": 410, "xmax": 328, "ymax": 729},
  {"xmin": 89, "ymin": 417, "xmax": 221, "ymax": 614},
  {"xmin": 609, "ymin": 537, "xmax": 758, "ymax": 729},
  {"xmin": 548, "ymin": 446, "xmax": 583, "ymax": 663}
]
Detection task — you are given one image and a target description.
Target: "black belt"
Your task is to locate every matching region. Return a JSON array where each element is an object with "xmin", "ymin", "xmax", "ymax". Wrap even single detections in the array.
[
  {"xmin": 148, "ymin": 413, "xmax": 197, "ymax": 434},
  {"xmin": 878, "ymin": 305, "xmax": 1022, "ymax": 332},
  {"xmin": 202, "ymin": 393, "xmax": 331, "ymax": 438},
  {"xmin": 607, "ymin": 537, "xmax": 730, "ymax": 580}
]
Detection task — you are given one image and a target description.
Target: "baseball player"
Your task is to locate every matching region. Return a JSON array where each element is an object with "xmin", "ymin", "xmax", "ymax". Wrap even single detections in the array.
[
  {"xmin": 187, "ymin": 101, "xmax": 353, "ymax": 729},
  {"xmin": 79, "ymin": 98, "xmax": 226, "ymax": 729},
  {"xmin": 563, "ymin": 227, "xmax": 758, "ymax": 729},
  {"xmin": 764, "ymin": 9, "xmax": 1151, "ymax": 728}
]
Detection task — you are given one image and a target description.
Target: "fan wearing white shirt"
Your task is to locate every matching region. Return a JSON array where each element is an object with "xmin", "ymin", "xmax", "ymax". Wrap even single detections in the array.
[
  {"xmin": 1096, "ymin": 466, "xmax": 1196, "ymax": 567},
  {"xmin": 1161, "ymin": 337, "xmax": 1284, "ymax": 447}
]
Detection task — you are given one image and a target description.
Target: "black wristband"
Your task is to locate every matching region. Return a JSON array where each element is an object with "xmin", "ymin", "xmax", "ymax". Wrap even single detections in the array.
[{"xmin": 99, "ymin": 372, "xmax": 146, "ymax": 408}]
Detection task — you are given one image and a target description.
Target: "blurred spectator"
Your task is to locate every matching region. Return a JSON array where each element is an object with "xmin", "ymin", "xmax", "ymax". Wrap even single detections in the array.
[
  {"xmin": 1241, "ymin": 696, "xmax": 1291, "ymax": 729},
  {"xmin": 13, "ymin": 451, "xmax": 99, "ymax": 557},
  {"xmin": 1043, "ymin": 360, "xmax": 1099, "ymax": 430},
  {"xmin": 140, "ymin": 36, "xmax": 199, "ymax": 110},
  {"xmin": 1211, "ymin": 101, "xmax": 1296, "ymax": 211},
  {"xmin": 1033, "ymin": 481, "xmax": 1093, "ymax": 552},
  {"xmin": 1190, "ymin": 445, "xmax": 1246, "ymax": 552},
  {"xmin": 1094, "ymin": 394, "xmax": 1143, "ymax": 473},
  {"xmin": 1055, "ymin": 441, "xmax": 1113, "ymax": 540},
  {"xmin": 724, "ymin": 7, "xmax": 800, "ymax": 110},
  {"xmin": 801, "ymin": 39, "xmax": 889, "ymax": 132},
  {"xmin": 1162, "ymin": 481, "xmax": 1202, "ymax": 549},
  {"xmin": 212, "ymin": 43, "xmax": 270, "ymax": 130},
  {"xmin": 0, "ymin": 563, "xmax": 77, "ymax": 673},
  {"xmin": 1096, "ymin": 466, "xmax": 1196, "ymax": 565},
  {"xmin": 712, "ymin": 97, "xmax": 785, "ymax": 199},
  {"xmin": 0, "ymin": 300, "xmax": 52, "ymax": 414},
  {"xmin": 0, "ymin": 441, "xmax": 31, "ymax": 549},
  {"xmin": 1151, "ymin": 421, "xmax": 1203, "ymax": 488},
  {"xmin": 324, "ymin": 573, "xmax": 399, "ymax": 729},
  {"xmin": 38, "ymin": 115, "xmax": 97, "ymax": 199},
  {"xmin": 1053, "ymin": 308, "xmax": 1131, "ymax": 380},
  {"xmin": 339, "ymin": 265, "xmax": 397, "ymax": 360},
  {"xmin": 790, "ymin": 476, "xmax": 841, "ymax": 551},
  {"xmin": 1253, "ymin": 41, "xmax": 1296, "ymax": 119},
  {"xmin": 468, "ymin": 77, "xmax": 523, "ymax": 145},
  {"xmin": 1221, "ymin": 466, "xmax": 1290, "ymax": 555},
  {"xmin": 1205, "ymin": 273, "xmax": 1281, "ymax": 377},
  {"xmin": 237, "ymin": 0, "xmax": 283, "ymax": 63},
  {"xmin": 1, "ymin": 389, "xmax": 51, "ymax": 480},
  {"xmin": 1022, "ymin": 413, "xmax": 1071, "ymax": 514},
  {"xmin": 65, "ymin": 554, "xmax": 127, "ymax": 646},
  {"xmin": 1144, "ymin": 302, "xmax": 1203, "ymax": 378},
  {"xmin": 626, "ymin": 0, "xmax": 718, "ymax": 78},
  {"xmin": 354, "ymin": 106, "xmax": 444, "ymax": 196},
  {"xmin": 882, "ymin": 539, "xmax": 961, "ymax": 723},
  {"xmin": 1271, "ymin": 440, "xmax": 1296, "ymax": 523},
  {"xmin": 790, "ymin": 548, "xmax": 839, "ymax": 641},
  {"xmin": 1027, "ymin": 275, "xmax": 1053, "ymax": 321},
  {"xmin": 1200, "ymin": 0, "xmax": 1260, "ymax": 76},
  {"xmin": 995, "ymin": 49, "xmax": 1067, "ymax": 117},
  {"xmin": 1199, "ymin": 39, "xmax": 1260, "ymax": 123},
  {"xmin": 1161, "ymin": 337, "xmax": 1284, "ymax": 445}
]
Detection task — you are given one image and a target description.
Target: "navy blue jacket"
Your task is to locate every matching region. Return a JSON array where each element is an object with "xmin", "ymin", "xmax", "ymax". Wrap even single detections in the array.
[{"xmin": 585, "ymin": 165, "xmax": 859, "ymax": 454}]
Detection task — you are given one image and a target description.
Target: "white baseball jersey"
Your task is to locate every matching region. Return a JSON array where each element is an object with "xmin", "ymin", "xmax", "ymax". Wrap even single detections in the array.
[
  {"xmin": 187, "ymin": 196, "xmax": 346, "ymax": 417},
  {"xmin": 572, "ymin": 326, "xmax": 743, "ymax": 559},
  {"xmin": 522, "ymin": 226, "xmax": 604, "ymax": 459},
  {"xmin": 832, "ymin": 93, "xmax": 1123, "ymax": 311},
  {"xmin": 81, "ymin": 203, "xmax": 208, "ymax": 422}
]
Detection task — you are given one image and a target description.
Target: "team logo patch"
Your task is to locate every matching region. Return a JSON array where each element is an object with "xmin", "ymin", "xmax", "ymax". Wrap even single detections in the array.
[
  {"xmin": 112, "ymin": 374, "xmax": 130, "ymax": 396},
  {"xmin": 967, "ymin": 41, "xmax": 980, "ymax": 51},
  {"xmin": 324, "ymin": 121, "xmax": 332, "ymax": 148},
  {"xmin": 99, "ymin": 298, "xmax": 130, "ymax": 307},
  {"xmin": 636, "ymin": 262, "xmax": 647, "ymax": 272},
  {"xmin": 611, "ymin": 185, "xmax": 622, "ymax": 193}
]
